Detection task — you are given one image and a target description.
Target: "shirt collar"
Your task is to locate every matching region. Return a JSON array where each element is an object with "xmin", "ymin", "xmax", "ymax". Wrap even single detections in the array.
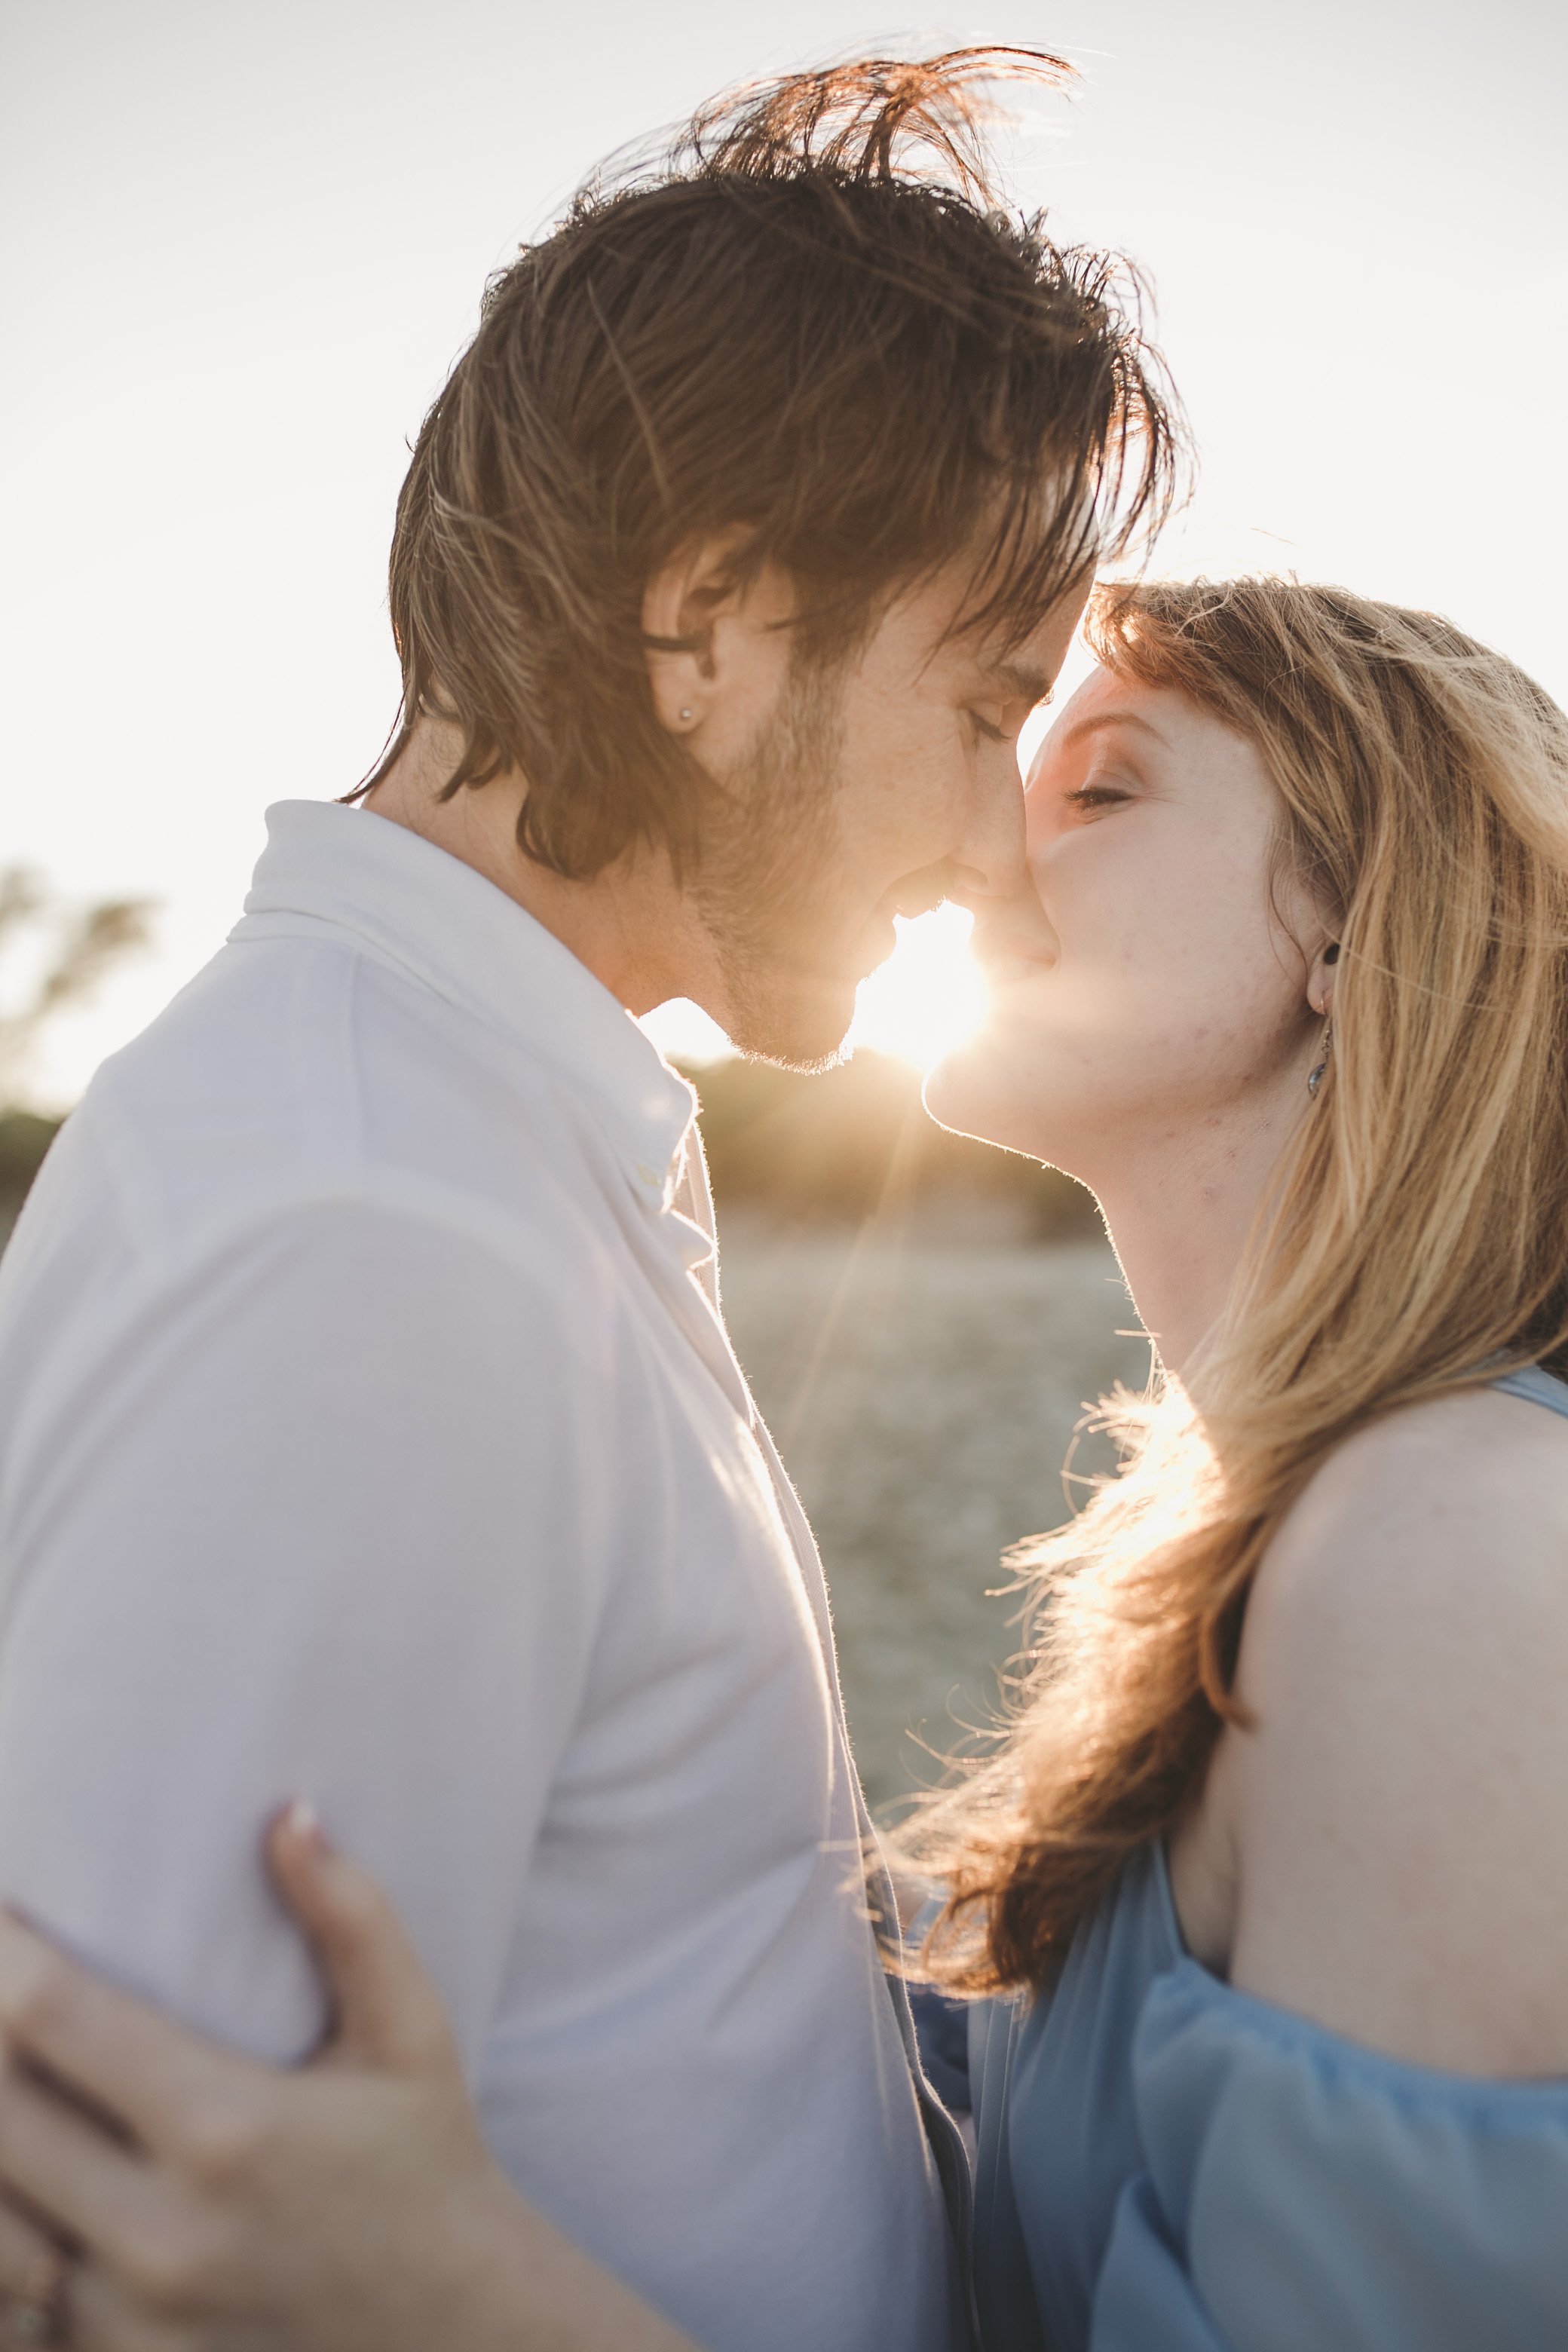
[{"xmin": 233, "ymin": 801, "xmax": 699, "ymax": 1208}]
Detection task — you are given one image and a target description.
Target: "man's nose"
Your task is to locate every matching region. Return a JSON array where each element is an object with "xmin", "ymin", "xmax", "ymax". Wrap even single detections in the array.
[{"xmin": 945, "ymin": 755, "xmax": 1028, "ymax": 911}]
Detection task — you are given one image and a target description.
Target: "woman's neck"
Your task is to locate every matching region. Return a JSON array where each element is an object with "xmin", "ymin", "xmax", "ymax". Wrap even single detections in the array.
[{"xmin": 1091, "ymin": 1086, "xmax": 1309, "ymax": 1380}]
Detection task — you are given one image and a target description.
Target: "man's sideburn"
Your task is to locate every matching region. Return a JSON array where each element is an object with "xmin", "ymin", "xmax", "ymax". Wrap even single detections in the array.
[{"xmin": 695, "ymin": 653, "xmax": 854, "ymax": 1068}]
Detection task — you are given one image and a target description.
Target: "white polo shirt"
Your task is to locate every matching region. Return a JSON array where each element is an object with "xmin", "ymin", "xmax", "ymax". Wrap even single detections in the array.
[{"xmin": 0, "ymin": 802, "xmax": 962, "ymax": 2352}]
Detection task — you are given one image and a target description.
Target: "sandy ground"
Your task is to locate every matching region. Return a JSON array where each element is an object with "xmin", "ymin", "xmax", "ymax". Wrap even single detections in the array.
[{"xmin": 718, "ymin": 1222, "xmax": 1151, "ymax": 1811}]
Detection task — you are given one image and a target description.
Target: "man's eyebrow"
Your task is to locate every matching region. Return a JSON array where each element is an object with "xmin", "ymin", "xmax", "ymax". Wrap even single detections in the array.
[
  {"xmin": 973, "ymin": 663, "xmax": 1062, "ymax": 705},
  {"xmin": 982, "ymin": 660, "xmax": 1052, "ymax": 704}
]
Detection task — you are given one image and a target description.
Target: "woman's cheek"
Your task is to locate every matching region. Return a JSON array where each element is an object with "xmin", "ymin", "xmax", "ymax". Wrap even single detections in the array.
[{"xmin": 1042, "ymin": 828, "xmax": 1147, "ymax": 939}]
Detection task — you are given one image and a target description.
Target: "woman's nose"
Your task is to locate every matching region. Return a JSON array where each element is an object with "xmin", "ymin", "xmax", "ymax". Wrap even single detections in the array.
[{"xmin": 966, "ymin": 868, "xmax": 1060, "ymax": 970}]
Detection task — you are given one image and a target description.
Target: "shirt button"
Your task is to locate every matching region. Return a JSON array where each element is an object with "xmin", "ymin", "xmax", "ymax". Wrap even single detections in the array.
[{"xmin": 635, "ymin": 1162, "xmax": 661, "ymax": 1189}]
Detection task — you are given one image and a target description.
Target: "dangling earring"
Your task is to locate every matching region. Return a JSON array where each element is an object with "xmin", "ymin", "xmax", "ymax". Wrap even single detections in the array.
[{"xmin": 1308, "ymin": 943, "xmax": 1340, "ymax": 1096}]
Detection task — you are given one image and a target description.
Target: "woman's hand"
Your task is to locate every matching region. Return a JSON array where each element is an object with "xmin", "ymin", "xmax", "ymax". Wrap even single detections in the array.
[{"xmin": 0, "ymin": 1806, "xmax": 695, "ymax": 2351}]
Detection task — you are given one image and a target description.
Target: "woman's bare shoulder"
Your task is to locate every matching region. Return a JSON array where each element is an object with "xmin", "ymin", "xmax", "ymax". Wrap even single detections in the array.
[
  {"xmin": 1251, "ymin": 1383, "xmax": 1568, "ymax": 1658},
  {"xmin": 1217, "ymin": 1383, "xmax": 1568, "ymax": 2072}
]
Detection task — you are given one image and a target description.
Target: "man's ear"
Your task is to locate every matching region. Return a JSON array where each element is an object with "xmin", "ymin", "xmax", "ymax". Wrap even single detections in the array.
[{"xmin": 641, "ymin": 528, "xmax": 791, "ymax": 744}]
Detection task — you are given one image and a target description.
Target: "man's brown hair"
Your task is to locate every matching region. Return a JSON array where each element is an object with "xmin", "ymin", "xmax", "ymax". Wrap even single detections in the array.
[{"xmin": 366, "ymin": 48, "xmax": 1184, "ymax": 877}]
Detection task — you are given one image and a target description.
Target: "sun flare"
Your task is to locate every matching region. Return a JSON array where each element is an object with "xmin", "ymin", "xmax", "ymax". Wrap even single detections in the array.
[
  {"xmin": 844, "ymin": 902, "xmax": 986, "ymax": 1071},
  {"xmin": 639, "ymin": 901, "xmax": 988, "ymax": 1075}
]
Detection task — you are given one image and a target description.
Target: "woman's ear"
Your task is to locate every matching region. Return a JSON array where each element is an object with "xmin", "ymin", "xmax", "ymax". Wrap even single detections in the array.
[
  {"xmin": 641, "ymin": 528, "xmax": 794, "ymax": 750},
  {"xmin": 1307, "ymin": 937, "xmax": 1340, "ymax": 1018}
]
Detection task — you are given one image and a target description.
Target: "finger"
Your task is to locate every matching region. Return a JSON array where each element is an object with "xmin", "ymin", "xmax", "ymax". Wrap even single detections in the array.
[
  {"xmin": 265, "ymin": 1803, "xmax": 455, "ymax": 2072},
  {"xmin": 65, "ymin": 2262, "xmax": 190, "ymax": 2352},
  {"xmin": 0, "ymin": 2197, "xmax": 66, "ymax": 2310},
  {"xmin": 0, "ymin": 2062, "xmax": 162, "ymax": 2262},
  {"xmin": 0, "ymin": 1919, "xmax": 256, "ymax": 2161}
]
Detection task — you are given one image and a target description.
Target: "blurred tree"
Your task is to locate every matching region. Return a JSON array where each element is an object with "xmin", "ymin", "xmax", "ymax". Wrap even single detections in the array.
[
  {"xmin": 0, "ymin": 868, "xmax": 155, "ymax": 1224},
  {"xmin": 685, "ymin": 1051, "xmax": 1098, "ymax": 1240},
  {"xmin": 0, "ymin": 870, "xmax": 155, "ymax": 1093}
]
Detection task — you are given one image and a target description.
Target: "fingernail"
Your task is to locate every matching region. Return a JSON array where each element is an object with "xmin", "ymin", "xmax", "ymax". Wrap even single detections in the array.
[{"xmin": 280, "ymin": 1799, "xmax": 328, "ymax": 1851}]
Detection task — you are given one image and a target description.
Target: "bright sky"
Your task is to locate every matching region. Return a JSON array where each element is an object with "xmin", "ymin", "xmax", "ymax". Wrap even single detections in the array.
[{"xmin": 2, "ymin": 0, "xmax": 1563, "ymax": 1104}]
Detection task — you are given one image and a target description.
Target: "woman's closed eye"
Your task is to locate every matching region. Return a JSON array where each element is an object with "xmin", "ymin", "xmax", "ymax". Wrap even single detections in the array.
[{"xmin": 1065, "ymin": 777, "xmax": 1135, "ymax": 816}]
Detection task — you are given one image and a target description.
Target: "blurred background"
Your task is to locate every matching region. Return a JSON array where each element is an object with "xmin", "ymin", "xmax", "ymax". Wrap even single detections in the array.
[{"xmin": 2, "ymin": 0, "xmax": 1563, "ymax": 1802}]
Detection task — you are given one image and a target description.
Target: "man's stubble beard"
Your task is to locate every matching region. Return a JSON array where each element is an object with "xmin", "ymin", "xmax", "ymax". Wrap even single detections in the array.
[{"xmin": 694, "ymin": 656, "xmax": 857, "ymax": 1070}]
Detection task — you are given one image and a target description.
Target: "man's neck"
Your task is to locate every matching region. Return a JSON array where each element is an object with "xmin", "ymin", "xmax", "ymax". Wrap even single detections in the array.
[{"xmin": 363, "ymin": 725, "xmax": 718, "ymax": 1019}]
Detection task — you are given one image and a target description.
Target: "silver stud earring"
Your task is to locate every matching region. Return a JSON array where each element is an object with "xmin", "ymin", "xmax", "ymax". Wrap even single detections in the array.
[{"xmin": 678, "ymin": 707, "xmax": 694, "ymax": 724}]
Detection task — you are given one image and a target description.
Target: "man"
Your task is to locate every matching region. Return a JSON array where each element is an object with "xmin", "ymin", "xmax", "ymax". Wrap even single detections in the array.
[{"xmin": 0, "ymin": 50, "xmax": 1174, "ymax": 2352}]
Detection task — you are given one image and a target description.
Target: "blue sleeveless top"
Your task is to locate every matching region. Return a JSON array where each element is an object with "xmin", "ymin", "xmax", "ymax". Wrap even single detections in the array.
[{"xmin": 957, "ymin": 1363, "xmax": 1568, "ymax": 2352}]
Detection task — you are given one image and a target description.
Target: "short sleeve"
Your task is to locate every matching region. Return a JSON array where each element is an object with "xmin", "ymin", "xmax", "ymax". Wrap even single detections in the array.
[{"xmin": 1090, "ymin": 1958, "xmax": 1568, "ymax": 2352}]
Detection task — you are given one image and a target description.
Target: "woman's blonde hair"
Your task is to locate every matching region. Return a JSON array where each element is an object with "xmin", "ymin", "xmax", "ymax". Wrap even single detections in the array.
[{"xmin": 915, "ymin": 576, "xmax": 1568, "ymax": 1995}]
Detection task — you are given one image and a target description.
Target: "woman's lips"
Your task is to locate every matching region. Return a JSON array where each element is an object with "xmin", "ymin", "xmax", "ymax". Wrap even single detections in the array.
[{"xmin": 971, "ymin": 912, "xmax": 1059, "ymax": 983}]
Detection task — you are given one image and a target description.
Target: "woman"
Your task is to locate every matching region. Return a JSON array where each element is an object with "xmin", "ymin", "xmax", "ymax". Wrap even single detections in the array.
[
  {"xmin": 914, "ymin": 576, "xmax": 1568, "ymax": 2347},
  {"xmin": 1, "ymin": 575, "xmax": 1566, "ymax": 2349}
]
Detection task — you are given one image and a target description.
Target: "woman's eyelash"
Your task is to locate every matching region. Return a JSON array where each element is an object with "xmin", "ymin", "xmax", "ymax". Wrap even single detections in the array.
[{"xmin": 1067, "ymin": 782, "xmax": 1131, "ymax": 810}]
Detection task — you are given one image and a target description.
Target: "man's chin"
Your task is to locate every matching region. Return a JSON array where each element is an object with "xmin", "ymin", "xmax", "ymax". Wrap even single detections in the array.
[{"xmin": 721, "ymin": 978, "xmax": 858, "ymax": 1073}]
